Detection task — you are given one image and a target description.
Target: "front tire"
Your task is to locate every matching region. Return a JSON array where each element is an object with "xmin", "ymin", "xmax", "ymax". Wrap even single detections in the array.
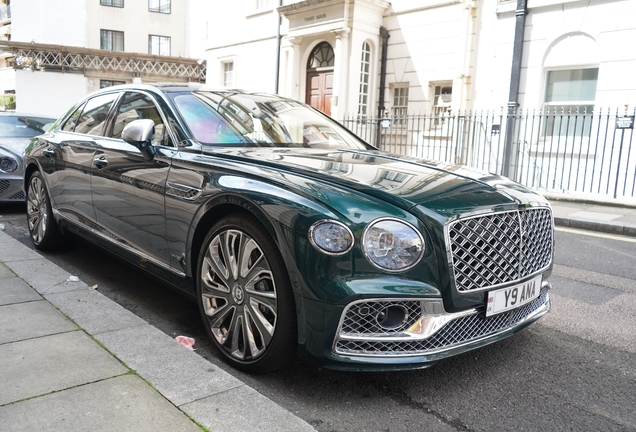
[
  {"xmin": 196, "ymin": 213, "xmax": 297, "ymax": 373},
  {"xmin": 26, "ymin": 171, "xmax": 62, "ymax": 250}
]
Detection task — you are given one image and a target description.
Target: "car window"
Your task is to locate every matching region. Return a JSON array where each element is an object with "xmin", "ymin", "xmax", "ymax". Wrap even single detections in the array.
[
  {"xmin": 61, "ymin": 102, "xmax": 86, "ymax": 132},
  {"xmin": 0, "ymin": 116, "xmax": 56, "ymax": 137},
  {"xmin": 74, "ymin": 93, "xmax": 119, "ymax": 136},
  {"xmin": 180, "ymin": 91, "xmax": 370, "ymax": 149},
  {"xmin": 110, "ymin": 92, "xmax": 171, "ymax": 146},
  {"xmin": 171, "ymin": 94, "xmax": 244, "ymax": 145}
]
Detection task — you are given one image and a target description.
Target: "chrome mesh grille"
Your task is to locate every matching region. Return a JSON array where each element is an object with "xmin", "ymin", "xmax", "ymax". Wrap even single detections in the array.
[
  {"xmin": 448, "ymin": 208, "xmax": 553, "ymax": 292},
  {"xmin": 335, "ymin": 287, "xmax": 549, "ymax": 356},
  {"xmin": 341, "ymin": 300, "xmax": 422, "ymax": 335}
]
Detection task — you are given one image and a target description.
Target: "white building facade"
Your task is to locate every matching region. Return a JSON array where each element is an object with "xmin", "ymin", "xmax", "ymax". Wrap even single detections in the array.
[
  {"xmin": 205, "ymin": 0, "xmax": 636, "ymax": 118},
  {"xmin": 0, "ymin": 0, "xmax": 207, "ymax": 117}
]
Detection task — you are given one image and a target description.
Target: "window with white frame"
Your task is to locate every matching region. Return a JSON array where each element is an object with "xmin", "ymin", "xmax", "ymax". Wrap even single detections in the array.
[
  {"xmin": 223, "ymin": 61, "xmax": 235, "ymax": 87},
  {"xmin": 255, "ymin": 0, "xmax": 272, "ymax": 8},
  {"xmin": 431, "ymin": 82, "xmax": 452, "ymax": 127},
  {"xmin": 101, "ymin": 0, "xmax": 123, "ymax": 7},
  {"xmin": 357, "ymin": 42, "xmax": 371, "ymax": 117},
  {"xmin": 100, "ymin": 29, "xmax": 124, "ymax": 51},
  {"xmin": 544, "ymin": 68, "xmax": 598, "ymax": 136},
  {"xmin": 148, "ymin": 0, "xmax": 170, "ymax": 13},
  {"xmin": 391, "ymin": 84, "xmax": 409, "ymax": 119},
  {"xmin": 148, "ymin": 35, "xmax": 171, "ymax": 56}
]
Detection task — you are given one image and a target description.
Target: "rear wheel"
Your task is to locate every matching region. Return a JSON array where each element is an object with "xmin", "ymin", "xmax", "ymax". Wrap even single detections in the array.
[
  {"xmin": 26, "ymin": 171, "xmax": 62, "ymax": 250},
  {"xmin": 196, "ymin": 214, "xmax": 297, "ymax": 373}
]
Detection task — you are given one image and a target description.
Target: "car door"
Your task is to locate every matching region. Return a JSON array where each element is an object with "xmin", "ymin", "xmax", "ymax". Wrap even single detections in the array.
[
  {"xmin": 43, "ymin": 92, "xmax": 120, "ymax": 226},
  {"xmin": 90, "ymin": 91, "xmax": 175, "ymax": 268}
]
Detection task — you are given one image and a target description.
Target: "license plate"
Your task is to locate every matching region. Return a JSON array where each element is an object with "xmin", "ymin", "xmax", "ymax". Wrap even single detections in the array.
[{"xmin": 486, "ymin": 276, "xmax": 542, "ymax": 317}]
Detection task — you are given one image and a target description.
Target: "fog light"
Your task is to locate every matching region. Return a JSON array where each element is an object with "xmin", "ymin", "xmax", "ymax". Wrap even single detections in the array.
[{"xmin": 376, "ymin": 305, "xmax": 407, "ymax": 329}]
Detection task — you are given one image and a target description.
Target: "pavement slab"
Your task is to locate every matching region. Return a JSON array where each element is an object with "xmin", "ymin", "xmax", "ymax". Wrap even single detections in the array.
[
  {"xmin": 0, "ymin": 262, "xmax": 15, "ymax": 278},
  {"xmin": 0, "ymin": 276, "xmax": 42, "ymax": 305},
  {"xmin": 0, "ymin": 331, "xmax": 127, "ymax": 405},
  {"xmin": 96, "ymin": 324, "xmax": 244, "ymax": 406},
  {"xmin": 0, "ymin": 300, "xmax": 76, "ymax": 344},
  {"xmin": 44, "ymin": 288, "xmax": 148, "ymax": 335},
  {"xmin": 0, "ymin": 375, "xmax": 201, "ymax": 432},
  {"xmin": 4, "ymin": 257, "xmax": 87, "ymax": 294},
  {"xmin": 181, "ymin": 384, "xmax": 318, "ymax": 432}
]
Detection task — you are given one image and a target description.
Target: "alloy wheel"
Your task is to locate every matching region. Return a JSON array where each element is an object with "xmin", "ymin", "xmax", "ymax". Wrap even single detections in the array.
[
  {"xmin": 27, "ymin": 175, "xmax": 48, "ymax": 244},
  {"xmin": 200, "ymin": 229, "xmax": 278, "ymax": 361}
]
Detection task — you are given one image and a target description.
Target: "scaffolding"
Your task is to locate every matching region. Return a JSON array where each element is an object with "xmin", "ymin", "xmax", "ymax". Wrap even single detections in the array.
[{"xmin": 0, "ymin": 41, "xmax": 206, "ymax": 82}]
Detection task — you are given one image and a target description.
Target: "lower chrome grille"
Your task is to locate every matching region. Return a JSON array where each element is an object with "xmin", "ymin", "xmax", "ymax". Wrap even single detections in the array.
[{"xmin": 334, "ymin": 286, "xmax": 549, "ymax": 356}]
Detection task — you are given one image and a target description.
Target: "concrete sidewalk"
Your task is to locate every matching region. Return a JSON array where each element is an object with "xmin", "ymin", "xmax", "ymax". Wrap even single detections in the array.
[
  {"xmin": 548, "ymin": 197, "xmax": 636, "ymax": 237},
  {"xmin": 1, "ymin": 197, "xmax": 635, "ymax": 432},
  {"xmin": 0, "ymin": 229, "xmax": 316, "ymax": 432}
]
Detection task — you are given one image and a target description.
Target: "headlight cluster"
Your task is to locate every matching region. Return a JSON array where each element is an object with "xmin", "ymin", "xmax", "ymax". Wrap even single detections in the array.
[
  {"xmin": 309, "ymin": 218, "xmax": 425, "ymax": 272},
  {"xmin": 0, "ymin": 157, "xmax": 18, "ymax": 173}
]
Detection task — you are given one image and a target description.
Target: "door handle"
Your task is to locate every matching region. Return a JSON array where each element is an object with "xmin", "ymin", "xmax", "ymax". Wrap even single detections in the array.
[
  {"xmin": 94, "ymin": 156, "xmax": 108, "ymax": 168},
  {"xmin": 43, "ymin": 148, "xmax": 55, "ymax": 158}
]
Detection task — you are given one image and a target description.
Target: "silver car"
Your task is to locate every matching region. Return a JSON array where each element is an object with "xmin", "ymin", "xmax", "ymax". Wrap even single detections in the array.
[{"xmin": 0, "ymin": 113, "xmax": 56, "ymax": 202}]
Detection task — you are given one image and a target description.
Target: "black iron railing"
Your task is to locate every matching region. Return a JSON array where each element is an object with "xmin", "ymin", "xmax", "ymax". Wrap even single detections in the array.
[{"xmin": 342, "ymin": 108, "xmax": 636, "ymax": 199}]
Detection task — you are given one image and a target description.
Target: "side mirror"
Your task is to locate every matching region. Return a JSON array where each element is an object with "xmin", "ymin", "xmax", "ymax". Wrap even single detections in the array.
[{"xmin": 122, "ymin": 119, "xmax": 156, "ymax": 161}]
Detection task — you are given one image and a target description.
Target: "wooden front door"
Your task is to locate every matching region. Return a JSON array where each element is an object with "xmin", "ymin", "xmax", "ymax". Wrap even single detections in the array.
[
  {"xmin": 306, "ymin": 42, "xmax": 335, "ymax": 116},
  {"xmin": 306, "ymin": 70, "xmax": 333, "ymax": 116}
]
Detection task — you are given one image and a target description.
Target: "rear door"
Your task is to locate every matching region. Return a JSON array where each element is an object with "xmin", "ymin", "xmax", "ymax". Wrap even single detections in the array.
[
  {"xmin": 44, "ymin": 92, "xmax": 120, "ymax": 226},
  {"xmin": 91, "ymin": 91, "xmax": 175, "ymax": 267}
]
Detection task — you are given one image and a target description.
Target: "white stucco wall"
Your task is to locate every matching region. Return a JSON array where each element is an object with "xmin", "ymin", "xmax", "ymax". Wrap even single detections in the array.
[
  {"xmin": 474, "ymin": 0, "xmax": 636, "ymax": 110},
  {"xmin": 15, "ymin": 71, "xmax": 88, "ymax": 118},
  {"xmin": 11, "ymin": 0, "xmax": 87, "ymax": 46},
  {"xmin": 86, "ymin": 0, "xmax": 188, "ymax": 56}
]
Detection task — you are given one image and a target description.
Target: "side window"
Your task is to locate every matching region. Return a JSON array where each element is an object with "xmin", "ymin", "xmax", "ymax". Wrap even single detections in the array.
[
  {"xmin": 74, "ymin": 93, "xmax": 119, "ymax": 136},
  {"xmin": 111, "ymin": 92, "xmax": 171, "ymax": 146},
  {"xmin": 61, "ymin": 102, "xmax": 86, "ymax": 132}
]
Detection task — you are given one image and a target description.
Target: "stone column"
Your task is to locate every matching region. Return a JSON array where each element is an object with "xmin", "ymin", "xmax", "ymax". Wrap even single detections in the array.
[
  {"xmin": 331, "ymin": 28, "xmax": 350, "ymax": 119},
  {"xmin": 281, "ymin": 36, "xmax": 303, "ymax": 100}
]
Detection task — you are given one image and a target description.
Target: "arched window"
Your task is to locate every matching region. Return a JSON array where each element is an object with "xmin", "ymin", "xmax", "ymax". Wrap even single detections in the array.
[
  {"xmin": 357, "ymin": 42, "xmax": 371, "ymax": 116},
  {"xmin": 307, "ymin": 42, "xmax": 334, "ymax": 69}
]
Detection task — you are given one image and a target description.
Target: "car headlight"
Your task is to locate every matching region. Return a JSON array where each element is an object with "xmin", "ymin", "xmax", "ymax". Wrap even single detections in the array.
[
  {"xmin": 363, "ymin": 218, "xmax": 424, "ymax": 272},
  {"xmin": 309, "ymin": 220, "xmax": 354, "ymax": 255},
  {"xmin": 0, "ymin": 157, "xmax": 18, "ymax": 173}
]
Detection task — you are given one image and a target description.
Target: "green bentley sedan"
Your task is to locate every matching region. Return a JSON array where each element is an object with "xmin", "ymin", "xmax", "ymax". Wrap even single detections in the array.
[{"xmin": 24, "ymin": 84, "xmax": 553, "ymax": 373}]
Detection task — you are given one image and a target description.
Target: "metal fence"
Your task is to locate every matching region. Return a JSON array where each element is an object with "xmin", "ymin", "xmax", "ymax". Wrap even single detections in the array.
[{"xmin": 341, "ymin": 108, "xmax": 636, "ymax": 199}]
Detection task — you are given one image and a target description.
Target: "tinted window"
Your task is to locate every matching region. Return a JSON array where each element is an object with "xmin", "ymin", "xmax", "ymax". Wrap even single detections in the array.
[
  {"xmin": 0, "ymin": 115, "xmax": 55, "ymax": 137},
  {"xmin": 61, "ymin": 102, "xmax": 86, "ymax": 132},
  {"xmin": 111, "ymin": 92, "xmax": 170, "ymax": 146},
  {"xmin": 74, "ymin": 93, "xmax": 119, "ymax": 136}
]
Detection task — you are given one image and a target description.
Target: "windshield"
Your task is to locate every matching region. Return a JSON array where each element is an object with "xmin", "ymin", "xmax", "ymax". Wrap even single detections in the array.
[
  {"xmin": 0, "ymin": 115, "xmax": 55, "ymax": 138},
  {"xmin": 169, "ymin": 91, "xmax": 371, "ymax": 150}
]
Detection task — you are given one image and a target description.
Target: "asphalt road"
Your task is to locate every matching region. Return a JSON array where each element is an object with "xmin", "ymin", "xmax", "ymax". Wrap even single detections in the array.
[{"xmin": 2, "ymin": 202, "xmax": 635, "ymax": 432}]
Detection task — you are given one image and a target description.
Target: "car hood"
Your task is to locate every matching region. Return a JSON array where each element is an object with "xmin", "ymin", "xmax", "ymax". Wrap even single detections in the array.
[
  {"xmin": 205, "ymin": 148, "xmax": 549, "ymax": 219},
  {"xmin": 0, "ymin": 138, "xmax": 31, "ymax": 158}
]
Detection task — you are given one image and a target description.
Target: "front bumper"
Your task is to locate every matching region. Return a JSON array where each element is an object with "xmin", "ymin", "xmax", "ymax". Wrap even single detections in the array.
[
  {"xmin": 0, "ymin": 176, "xmax": 25, "ymax": 202},
  {"xmin": 299, "ymin": 282, "xmax": 551, "ymax": 371}
]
